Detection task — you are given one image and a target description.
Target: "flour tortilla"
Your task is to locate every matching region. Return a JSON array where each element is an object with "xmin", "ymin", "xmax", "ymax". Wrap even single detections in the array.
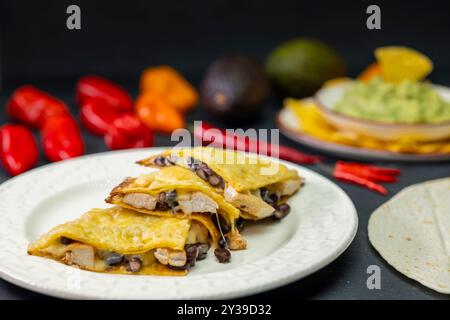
[{"xmin": 368, "ymin": 178, "xmax": 450, "ymax": 294}]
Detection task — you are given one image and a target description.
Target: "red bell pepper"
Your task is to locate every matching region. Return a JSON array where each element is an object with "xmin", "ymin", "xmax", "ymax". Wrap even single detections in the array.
[
  {"xmin": 0, "ymin": 124, "xmax": 39, "ymax": 176},
  {"xmin": 41, "ymin": 115, "xmax": 85, "ymax": 162},
  {"xmin": 76, "ymin": 76, "xmax": 133, "ymax": 112},
  {"xmin": 80, "ymin": 98, "xmax": 126, "ymax": 136},
  {"xmin": 7, "ymin": 86, "xmax": 69, "ymax": 128},
  {"xmin": 104, "ymin": 114, "xmax": 153, "ymax": 150}
]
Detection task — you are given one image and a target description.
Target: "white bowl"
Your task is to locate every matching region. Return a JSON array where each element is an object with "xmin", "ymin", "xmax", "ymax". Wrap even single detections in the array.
[{"xmin": 315, "ymin": 81, "xmax": 450, "ymax": 142}]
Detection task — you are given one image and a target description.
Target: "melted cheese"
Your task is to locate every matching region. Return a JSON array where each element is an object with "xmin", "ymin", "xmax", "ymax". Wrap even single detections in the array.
[
  {"xmin": 27, "ymin": 206, "xmax": 218, "ymax": 276},
  {"xmin": 107, "ymin": 166, "xmax": 240, "ymax": 230},
  {"xmin": 139, "ymin": 147, "xmax": 300, "ymax": 192}
]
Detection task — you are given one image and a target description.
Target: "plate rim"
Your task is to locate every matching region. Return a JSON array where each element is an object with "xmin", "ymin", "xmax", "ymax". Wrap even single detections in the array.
[
  {"xmin": 0, "ymin": 148, "xmax": 358, "ymax": 299},
  {"xmin": 277, "ymin": 107, "xmax": 450, "ymax": 162}
]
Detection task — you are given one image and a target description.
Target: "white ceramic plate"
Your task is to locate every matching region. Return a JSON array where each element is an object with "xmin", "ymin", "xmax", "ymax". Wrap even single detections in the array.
[
  {"xmin": 315, "ymin": 81, "xmax": 450, "ymax": 142},
  {"xmin": 0, "ymin": 148, "xmax": 357, "ymax": 299},
  {"xmin": 277, "ymin": 101, "xmax": 450, "ymax": 162}
]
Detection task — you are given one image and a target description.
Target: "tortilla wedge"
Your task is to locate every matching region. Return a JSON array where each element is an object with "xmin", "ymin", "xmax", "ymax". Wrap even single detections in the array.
[{"xmin": 368, "ymin": 178, "xmax": 450, "ymax": 294}]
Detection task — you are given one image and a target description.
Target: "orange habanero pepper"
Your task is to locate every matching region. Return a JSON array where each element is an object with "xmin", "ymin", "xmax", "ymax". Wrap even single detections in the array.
[
  {"xmin": 140, "ymin": 66, "xmax": 198, "ymax": 112},
  {"xmin": 135, "ymin": 92, "xmax": 185, "ymax": 134}
]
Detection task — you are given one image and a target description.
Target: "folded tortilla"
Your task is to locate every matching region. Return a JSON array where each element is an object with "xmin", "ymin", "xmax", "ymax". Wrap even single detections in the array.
[
  {"xmin": 368, "ymin": 178, "xmax": 450, "ymax": 294},
  {"xmin": 28, "ymin": 206, "xmax": 218, "ymax": 276},
  {"xmin": 106, "ymin": 166, "xmax": 246, "ymax": 250},
  {"xmin": 137, "ymin": 147, "xmax": 303, "ymax": 220}
]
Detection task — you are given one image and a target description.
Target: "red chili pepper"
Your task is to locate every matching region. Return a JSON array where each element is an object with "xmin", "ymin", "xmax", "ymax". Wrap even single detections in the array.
[
  {"xmin": 337, "ymin": 161, "xmax": 401, "ymax": 176},
  {"xmin": 333, "ymin": 168, "xmax": 388, "ymax": 195},
  {"xmin": 194, "ymin": 122, "xmax": 322, "ymax": 164},
  {"xmin": 7, "ymin": 85, "xmax": 69, "ymax": 128},
  {"xmin": 0, "ymin": 124, "xmax": 39, "ymax": 176},
  {"xmin": 335, "ymin": 161, "xmax": 398, "ymax": 183},
  {"xmin": 41, "ymin": 115, "xmax": 85, "ymax": 162},
  {"xmin": 76, "ymin": 76, "xmax": 133, "ymax": 112},
  {"xmin": 104, "ymin": 114, "xmax": 154, "ymax": 150},
  {"xmin": 80, "ymin": 98, "xmax": 126, "ymax": 136}
]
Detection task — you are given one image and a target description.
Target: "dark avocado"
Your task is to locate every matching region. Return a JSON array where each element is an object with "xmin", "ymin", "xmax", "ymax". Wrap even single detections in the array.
[{"xmin": 201, "ymin": 55, "xmax": 270, "ymax": 122}]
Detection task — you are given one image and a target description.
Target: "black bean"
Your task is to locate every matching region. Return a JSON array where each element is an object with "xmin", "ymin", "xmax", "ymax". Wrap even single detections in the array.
[
  {"xmin": 166, "ymin": 190, "xmax": 177, "ymax": 202},
  {"xmin": 236, "ymin": 218, "xmax": 245, "ymax": 232},
  {"xmin": 208, "ymin": 174, "xmax": 221, "ymax": 186},
  {"xmin": 197, "ymin": 252, "xmax": 207, "ymax": 261},
  {"xmin": 273, "ymin": 204, "xmax": 291, "ymax": 220},
  {"xmin": 105, "ymin": 253, "xmax": 124, "ymax": 266},
  {"xmin": 261, "ymin": 188, "xmax": 278, "ymax": 205},
  {"xmin": 218, "ymin": 236, "xmax": 228, "ymax": 249},
  {"xmin": 269, "ymin": 193, "xmax": 279, "ymax": 203},
  {"xmin": 154, "ymin": 156, "xmax": 166, "ymax": 167},
  {"xmin": 125, "ymin": 257, "xmax": 142, "ymax": 272},
  {"xmin": 218, "ymin": 178, "xmax": 225, "ymax": 189},
  {"xmin": 196, "ymin": 244, "xmax": 210, "ymax": 260},
  {"xmin": 214, "ymin": 248, "xmax": 231, "ymax": 263},
  {"xmin": 156, "ymin": 202, "xmax": 169, "ymax": 211},
  {"xmin": 168, "ymin": 264, "xmax": 189, "ymax": 271},
  {"xmin": 164, "ymin": 190, "xmax": 178, "ymax": 209},
  {"xmin": 158, "ymin": 192, "xmax": 166, "ymax": 202},
  {"xmin": 260, "ymin": 187, "xmax": 269, "ymax": 198},
  {"xmin": 185, "ymin": 245, "xmax": 199, "ymax": 267},
  {"xmin": 195, "ymin": 167, "xmax": 209, "ymax": 180},
  {"xmin": 211, "ymin": 213, "xmax": 231, "ymax": 234},
  {"xmin": 203, "ymin": 167, "xmax": 214, "ymax": 176},
  {"xmin": 212, "ymin": 214, "xmax": 231, "ymax": 234},
  {"xmin": 166, "ymin": 155, "xmax": 178, "ymax": 165},
  {"xmin": 186, "ymin": 157, "xmax": 203, "ymax": 171},
  {"xmin": 60, "ymin": 236, "xmax": 73, "ymax": 245}
]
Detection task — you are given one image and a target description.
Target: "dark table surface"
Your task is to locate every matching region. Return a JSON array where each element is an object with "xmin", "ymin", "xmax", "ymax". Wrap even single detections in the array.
[{"xmin": 0, "ymin": 79, "xmax": 449, "ymax": 300}]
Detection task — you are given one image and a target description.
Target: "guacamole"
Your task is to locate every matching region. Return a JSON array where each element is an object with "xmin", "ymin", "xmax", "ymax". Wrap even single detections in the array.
[{"xmin": 334, "ymin": 78, "xmax": 450, "ymax": 124}]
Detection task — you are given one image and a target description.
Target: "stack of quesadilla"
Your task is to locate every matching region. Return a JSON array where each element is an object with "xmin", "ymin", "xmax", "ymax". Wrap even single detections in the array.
[
  {"xmin": 137, "ymin": 147, "xmax": 303, "ymax": 220},
  {"xmin": 28, "ymin": 147, "xmax": 303, "ymax": 276}
]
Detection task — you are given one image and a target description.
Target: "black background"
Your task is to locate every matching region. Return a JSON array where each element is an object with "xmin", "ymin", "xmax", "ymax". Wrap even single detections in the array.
[
  {"xmin": 1, "ymin": 0, "xmax": 450, "ymax": 84},
  {"xmin": 0, "ymin": 0, "xmax": 450, "ymax": 300}
]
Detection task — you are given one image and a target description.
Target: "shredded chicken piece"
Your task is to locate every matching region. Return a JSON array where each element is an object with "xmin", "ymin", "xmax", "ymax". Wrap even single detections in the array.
[
  {"xmin": 123, "ymin": 193, "xmax": 157, "ymax": 210},
  {"xmin": 186, "ymin": 221, "xmax": 209, "ymax": 244},
  {"xmin": 154, "ymin": 248, "xmax": 169, "ymax": 265},
  {"xmin": 228, "ymin": 232, "xmax": 247, "ymax": 250},
  {"xmin": 64, "ymin": 243, "xmax": 95, "ymax": 268},
  {"xmin": 271, "ymin": 178, "xmax": 303, "ymax": 196},
  {"xmin": 178, "ymin": 192, "xmax": 218, "ymax": 214},
  {"xmin": 224, "ymin": 185, "xmax": 275, "ymax": 219},
  {"xmin": 154, "ymin": 248, "xmax": 187, "ymax": 267}
]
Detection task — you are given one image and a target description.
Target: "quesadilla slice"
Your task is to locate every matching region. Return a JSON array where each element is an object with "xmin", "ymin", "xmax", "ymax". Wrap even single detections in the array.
[
  {"xmin": 137, "ymin": 147, "xmax": 303, "ymax": 220},
  {"xmin": 28, "ymin": 206, "xmax": 219, "ymax": 275},
  {"xmin": 106, "ymin": 166, "xmax": 246, "ymax": 250}
]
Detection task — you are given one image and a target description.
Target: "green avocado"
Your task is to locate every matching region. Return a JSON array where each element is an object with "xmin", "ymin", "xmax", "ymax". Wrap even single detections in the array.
[
  {"xmin": 265, "ymin": 38, "xmax": 346, "ymax": 98},
  {"xmin": 201, "ymin": 55, "xmax": 270, "ymax": 122}
]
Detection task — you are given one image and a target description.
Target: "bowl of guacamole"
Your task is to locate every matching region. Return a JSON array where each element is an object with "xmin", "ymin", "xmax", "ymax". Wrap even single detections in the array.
[{"xmin": 315, "ymin": 78, "xmax": 450, "ymax": 142}]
